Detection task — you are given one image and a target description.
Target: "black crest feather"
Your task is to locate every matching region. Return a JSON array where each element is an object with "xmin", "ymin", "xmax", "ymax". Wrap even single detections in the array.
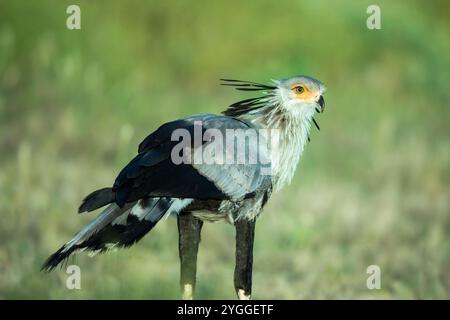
[
  {"xmin": 221, "ymin": 79, "xmax": 275, "ymax": 116},
  {"xmin": 220, "ymin": 78, "xmax": 277, "ymax": 91}
]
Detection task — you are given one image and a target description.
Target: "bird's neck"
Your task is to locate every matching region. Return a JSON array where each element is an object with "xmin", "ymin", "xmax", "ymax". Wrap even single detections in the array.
[{"xmin": 242, "ymin": 105, "xmax": 314, "ymax": 191}]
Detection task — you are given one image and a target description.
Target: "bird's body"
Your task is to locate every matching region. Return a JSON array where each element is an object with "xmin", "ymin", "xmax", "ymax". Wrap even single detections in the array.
[{"xmin": 43, "ymin": 75, "xmax": 326, "ymax": 300}]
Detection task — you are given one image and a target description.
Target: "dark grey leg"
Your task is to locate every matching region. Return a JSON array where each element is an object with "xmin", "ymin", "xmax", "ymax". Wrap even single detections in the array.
[
  {"xmin": 234, "ymin": 218, "xmax": 256, "ymax": 300},
  {"xmin": 177, "ymin": 212, "xmax": 203, "ymax": 300}
]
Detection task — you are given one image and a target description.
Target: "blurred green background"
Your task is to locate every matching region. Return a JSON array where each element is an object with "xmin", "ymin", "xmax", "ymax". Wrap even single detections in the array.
[{"xmin": 0, "ymin": 0, "xmax": 449, "ymax": 299}]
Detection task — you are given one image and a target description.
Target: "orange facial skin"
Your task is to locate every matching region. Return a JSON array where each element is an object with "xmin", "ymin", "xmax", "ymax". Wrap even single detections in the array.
[{"xmin": 291, "ymin": 84, "xmax": 319, "ymax": 102}]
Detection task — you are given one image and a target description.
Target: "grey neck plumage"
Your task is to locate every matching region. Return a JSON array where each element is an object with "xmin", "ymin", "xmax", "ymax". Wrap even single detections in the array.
[{"xmin": 234, "ymin": 100, "xmax": 314, "ymax": 192}]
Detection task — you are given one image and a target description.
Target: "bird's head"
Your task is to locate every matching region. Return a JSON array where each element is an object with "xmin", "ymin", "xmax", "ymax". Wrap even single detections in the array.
[
  {"xmin": 274, "ymin": 76, "xmax": 326, "ymax": 115},
  {"xmin": 221, "ymin": 75, "xmax": 325, "ymax": 122}
]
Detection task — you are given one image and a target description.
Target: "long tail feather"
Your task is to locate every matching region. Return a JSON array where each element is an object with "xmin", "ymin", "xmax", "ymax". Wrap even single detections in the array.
[
  {"xmin": 42, "ymin": 198, "xmax": 192, "ymax": 272},
  {"xmin": 41, "ymin": 203, "xmax": 127, "ymax": 271}
]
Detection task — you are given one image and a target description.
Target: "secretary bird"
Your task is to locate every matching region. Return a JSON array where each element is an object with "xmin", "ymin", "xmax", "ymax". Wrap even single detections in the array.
[{"xmin": 42, "ymin": 75, "xmax": 326, "ymax": 300}]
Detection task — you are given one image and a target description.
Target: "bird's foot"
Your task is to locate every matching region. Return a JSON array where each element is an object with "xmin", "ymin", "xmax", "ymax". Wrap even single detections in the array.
[
  {"xmin": 182, "ymin": 284, "xmax": 194, "ymax": 300},
  {"xmin": 237, "ymin": 289, "xmax": 251, "ymax": 300}
]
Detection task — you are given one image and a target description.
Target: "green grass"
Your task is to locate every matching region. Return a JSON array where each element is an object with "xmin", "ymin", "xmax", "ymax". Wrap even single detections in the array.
[{"xmin": 0, "ymin": 0, "xmax": 449, "ymax": 299}]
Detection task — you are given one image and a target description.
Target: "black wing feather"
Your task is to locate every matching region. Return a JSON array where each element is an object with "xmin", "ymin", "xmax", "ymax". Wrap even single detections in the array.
[{"xmin": 112, "ymin": 114, "xmax": 267, "ymax": 207}]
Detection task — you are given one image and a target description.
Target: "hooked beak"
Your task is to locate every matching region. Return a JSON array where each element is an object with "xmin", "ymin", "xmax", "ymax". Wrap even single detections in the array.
[{"xmin": 317, "ymin": 95, "xmax": 325, "ymax": 113}]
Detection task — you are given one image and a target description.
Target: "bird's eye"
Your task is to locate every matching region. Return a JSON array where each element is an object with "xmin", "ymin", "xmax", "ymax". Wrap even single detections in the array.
[{"xmin": 293, "ymin": 85, "xmax": 305, "ymax": 94}]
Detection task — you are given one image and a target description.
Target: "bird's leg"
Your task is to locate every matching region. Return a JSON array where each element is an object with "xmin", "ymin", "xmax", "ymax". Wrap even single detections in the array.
[
  {"xmin": 177, "ymin": 212, "xmax": 203, "ymax": 300},
  {"xmin": 234, "ymin": 218, "xmax": 256, "ymax": 300}
]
